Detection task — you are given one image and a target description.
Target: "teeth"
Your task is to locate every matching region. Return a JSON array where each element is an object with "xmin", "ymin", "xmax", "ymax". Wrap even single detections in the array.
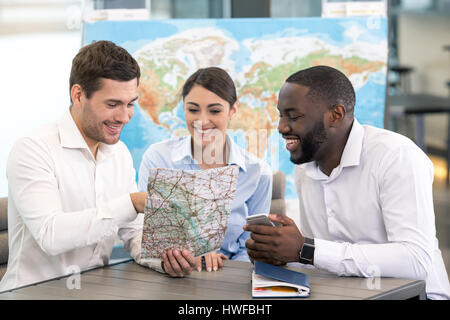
[
  {"xmin": 286, "ymin": 139, "xmax": 299, "ymax": 144},
  {"xmin": 195, "ymin": 128, "xmax": 214, "ymax": 133}
]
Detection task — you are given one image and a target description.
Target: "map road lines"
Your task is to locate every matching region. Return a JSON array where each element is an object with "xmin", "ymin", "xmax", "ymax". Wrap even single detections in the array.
[{"xmin": 141, "ymin": 166, "xmax": 239, "ymax": 259}]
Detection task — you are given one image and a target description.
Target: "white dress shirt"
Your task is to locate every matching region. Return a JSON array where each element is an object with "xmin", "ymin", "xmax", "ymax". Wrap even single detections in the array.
[
  {"xmin": 0, "ymin": 110, "xmax": 159, "ymax": 292},
  {"xmin": 295, "ymin": 118, "xmax": 450, "ymax": 300}
]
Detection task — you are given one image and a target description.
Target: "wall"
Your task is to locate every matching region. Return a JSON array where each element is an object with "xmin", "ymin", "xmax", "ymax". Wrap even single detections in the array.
[
  {"xmin": 0, "ymin": 31, "xmax": 81, "ymax": 196},
  {"xmin": 397, "ymin": 13, "xmax": 450, "ymax": 150}
]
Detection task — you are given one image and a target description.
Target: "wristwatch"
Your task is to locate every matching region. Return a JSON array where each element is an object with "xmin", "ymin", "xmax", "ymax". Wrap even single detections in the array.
[{"xmin": 299, "ymin": 237, "xmax": 315, "ymax": 265}]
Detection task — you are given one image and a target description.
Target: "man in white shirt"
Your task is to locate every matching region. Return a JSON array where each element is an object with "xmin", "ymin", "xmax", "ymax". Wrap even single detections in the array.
[
  {"xmin": 0, "ymin": 40, "xmax": 196, "ymax": 292},
  {"xmin": 245, "ymin": 65, "xmax": 450, "ymax": 299}
]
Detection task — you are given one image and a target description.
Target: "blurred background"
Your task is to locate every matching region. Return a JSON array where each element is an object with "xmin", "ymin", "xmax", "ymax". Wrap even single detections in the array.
[{"xmin": 0, "ymin": 0, "xmax": 449, "ymax": 273}]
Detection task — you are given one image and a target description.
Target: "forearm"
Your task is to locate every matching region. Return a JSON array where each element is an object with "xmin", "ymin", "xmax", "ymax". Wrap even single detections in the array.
[
  {"xmin": 314, "ymin": 238, "xmax": 431, "ymax": 280},
  {"xmin": 33, "ymin": 194, "xmax": 137, "ymax": 256},
  {"xmin": 8, "ymin": 136, "xmax": 141, "ymax": 256}
]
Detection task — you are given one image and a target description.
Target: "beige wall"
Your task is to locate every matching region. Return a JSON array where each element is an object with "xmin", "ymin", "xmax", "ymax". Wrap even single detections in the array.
[{"xmin": 397, "ymin": 13, "xmax": 450, "ymax": 150}]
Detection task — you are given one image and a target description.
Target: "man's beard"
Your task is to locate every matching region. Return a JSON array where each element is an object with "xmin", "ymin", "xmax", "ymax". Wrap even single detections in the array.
[
  {"xmin": 290, "ymin": 119, "xmax": 328, "ymax": 165},
  {"xmin": 81, "ymin": 102, "xmax": 121, "ymax": 145}
]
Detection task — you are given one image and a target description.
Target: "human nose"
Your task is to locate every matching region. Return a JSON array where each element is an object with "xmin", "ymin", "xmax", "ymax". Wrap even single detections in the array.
[
  {"xmin": 277, "ymin": 117, "xmax": 290, "ymax": 134},
  {"xmin": 197, "ymin": 110, "xmax": 211, "ymax": 127},
  {"xmin": 114, "ymin": 105, "xmax": 133, "ymax": 124}
]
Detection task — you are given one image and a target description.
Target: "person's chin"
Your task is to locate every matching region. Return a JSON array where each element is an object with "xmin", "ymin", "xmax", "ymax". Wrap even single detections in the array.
[
  {"xmin": 192, "ymin": 135, "xmax": 209, "ymax": 148},
  {"xmin": 103, "ymin": 133, "xmax": 121, "ymax": 145},
  {"xmin": 290, "ymin": 154, "xmax": 303, "ymax": 165},
  {"xmin": 289, "ymin": 150, "xmax": 311, "ymax": 165}
]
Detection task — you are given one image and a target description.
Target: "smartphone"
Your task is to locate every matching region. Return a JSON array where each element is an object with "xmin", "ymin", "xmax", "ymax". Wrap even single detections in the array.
[{"xmin": 246, "ymin": 213, "xmax": 277, "ymax": 227}]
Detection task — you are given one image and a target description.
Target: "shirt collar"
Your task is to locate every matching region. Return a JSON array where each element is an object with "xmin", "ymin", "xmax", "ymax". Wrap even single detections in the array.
[
  {"xmin": 58, "ymin": 109, "xmax": 89, "ymax": 150},
  {"xmin": 339, "ymin": 118, "xmax": 364, "ymax": 168},
  {"xmin": 171, "ymin": 133, "xmax": 247, "ymax": 172},
  {"xmin": 226, "ymin": 134, "xmax": 247, "ymax": 172},
  {"xmin": 57, "ymin": 109, "xmax": 114, "ymax": 157},
  {"xmin": 171, "ymin": 136, "xmax": 195, "ymax": 164},
  {"xmin": 303, "ymin": 118, "xmax": 364, "ymax": 180}
]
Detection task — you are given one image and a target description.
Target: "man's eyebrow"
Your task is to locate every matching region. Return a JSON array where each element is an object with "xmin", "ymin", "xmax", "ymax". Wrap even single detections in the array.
[
  {"xmin": 281, "ymin": 107, "xmax": 298, "ymax": 113},
  {"xmin": 105, "ymin": 96, "xmax": 139, "ymax": 104},
  {"xmin": 125, "ymin": 96, "xmax": 139, "ymax": 103}
]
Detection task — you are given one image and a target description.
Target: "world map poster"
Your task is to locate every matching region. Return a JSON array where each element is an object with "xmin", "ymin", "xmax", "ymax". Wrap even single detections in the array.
[{"xmin": 84, "ymin": 17, "xmax": 388, "ymax": 198}]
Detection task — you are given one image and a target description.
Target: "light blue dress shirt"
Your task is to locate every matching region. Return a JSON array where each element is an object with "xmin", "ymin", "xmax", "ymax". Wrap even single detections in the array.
[{"xmin": 137, "ymin": 134, "xmax": 273, "ymax": 261}]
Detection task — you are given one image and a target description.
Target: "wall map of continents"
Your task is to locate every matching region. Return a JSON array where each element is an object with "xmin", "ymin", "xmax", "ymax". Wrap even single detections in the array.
[{"xmin": 85, "ymin": 17, "xmax": 388, "ymax": 198}]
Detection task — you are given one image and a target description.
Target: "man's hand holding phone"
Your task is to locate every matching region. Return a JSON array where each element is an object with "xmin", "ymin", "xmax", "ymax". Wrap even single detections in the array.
[
  {"xmin": 243, "ymin": 214, "xmax": 305, "ymax": 265},
  {"xmin": 245, "ymin": 213, "xmax": 281, "ymax": 227}
]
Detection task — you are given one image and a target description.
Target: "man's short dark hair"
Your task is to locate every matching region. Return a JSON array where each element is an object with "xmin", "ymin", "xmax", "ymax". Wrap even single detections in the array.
[
  {"xmin": 69, "ymin": 40, "xmax": 141, "ymax": 102},
  {"xmin": 286, "ymin": 65, "xmax": 355, "ymax": 115}
]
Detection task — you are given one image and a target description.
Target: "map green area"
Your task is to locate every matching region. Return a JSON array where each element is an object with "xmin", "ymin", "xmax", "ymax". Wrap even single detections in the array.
[
  {"xmin": 85, "ymin": 17, "xmax": 388, "ymax": 198},
  {"xmin": 141, "ymin": 166, "xmax": 238, "ymax": 259}
]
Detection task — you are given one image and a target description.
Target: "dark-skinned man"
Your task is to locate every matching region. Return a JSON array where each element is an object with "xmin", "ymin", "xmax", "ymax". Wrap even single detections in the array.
[{"xmin": 244, "ymin": 65, "xmax": 450, "ymax": 300}]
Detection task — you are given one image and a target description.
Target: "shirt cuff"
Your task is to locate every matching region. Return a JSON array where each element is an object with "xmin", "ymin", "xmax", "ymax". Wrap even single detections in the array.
[
  {"xmin": 127, "ymin": 233, "xmax": 166, "ymax": 274},
  {"xmin": 313, "ymin": 238, "xmax": 346, "ymax": 274},
  {"xmin": 140, "ymin": 258, "xmax": 165, "ymax": 274},
  {"xmin": 101, "ymin": 194, "xmax": 137, "ymax": 227}
]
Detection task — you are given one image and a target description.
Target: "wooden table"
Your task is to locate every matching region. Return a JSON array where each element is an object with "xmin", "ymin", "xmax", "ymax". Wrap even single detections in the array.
[{"xmin": 0, "ymin": 259, "xmax": 426, "ymax": 300}]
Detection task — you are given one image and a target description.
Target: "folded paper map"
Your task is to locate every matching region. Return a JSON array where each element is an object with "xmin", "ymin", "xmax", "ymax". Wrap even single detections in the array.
[{"xmin": 141, "ymin": 166, "xmax": 239, "ymax": 259}]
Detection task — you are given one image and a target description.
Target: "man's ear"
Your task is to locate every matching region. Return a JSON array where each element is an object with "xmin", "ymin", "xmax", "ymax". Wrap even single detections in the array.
[
  {"xmin": 70, "ymin": 84, "xmax": 83, "ymax": 107},
  {"xmin": 328, "ymin": 104, "xmax": 346, "ymax": 127}
]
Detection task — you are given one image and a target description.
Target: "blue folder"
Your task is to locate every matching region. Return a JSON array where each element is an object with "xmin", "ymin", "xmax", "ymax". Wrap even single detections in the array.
[{"xmin": 253, "ymin": 261, "xmax": 311, "ymax": 297}]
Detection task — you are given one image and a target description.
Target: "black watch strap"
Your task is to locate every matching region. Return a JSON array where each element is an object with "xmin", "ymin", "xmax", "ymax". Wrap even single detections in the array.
[{"xmin": 299, "ymin": 237, "xmax": 315, "ymax": 264}]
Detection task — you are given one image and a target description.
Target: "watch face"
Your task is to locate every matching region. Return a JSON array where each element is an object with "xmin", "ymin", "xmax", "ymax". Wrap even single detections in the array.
[{"xmin": 301, "ymin": 244, "xmax": 315, "ymax": 260}]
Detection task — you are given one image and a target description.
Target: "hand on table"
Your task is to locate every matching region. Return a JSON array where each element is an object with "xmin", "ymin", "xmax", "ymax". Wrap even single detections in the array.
[
  {"xmin": 162, "ymin": 249, "xmax": 197, "ymax": 277},
  {"xmin": 195, "ymin": 251, "xmax": 228, "ymax": 272},
  {"xmin": 161, "ymin": 250, "xmax": 228, "ymax": 276}
]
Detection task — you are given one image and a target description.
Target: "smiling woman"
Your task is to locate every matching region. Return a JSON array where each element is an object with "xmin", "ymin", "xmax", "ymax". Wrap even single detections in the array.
[
  {"xmin": 181, "ymin": 68, "xmax": 237, "ymax": 167},
  {"xmin": 137, "ymin": 67, "xmax": 273, "ymax": 277}
]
